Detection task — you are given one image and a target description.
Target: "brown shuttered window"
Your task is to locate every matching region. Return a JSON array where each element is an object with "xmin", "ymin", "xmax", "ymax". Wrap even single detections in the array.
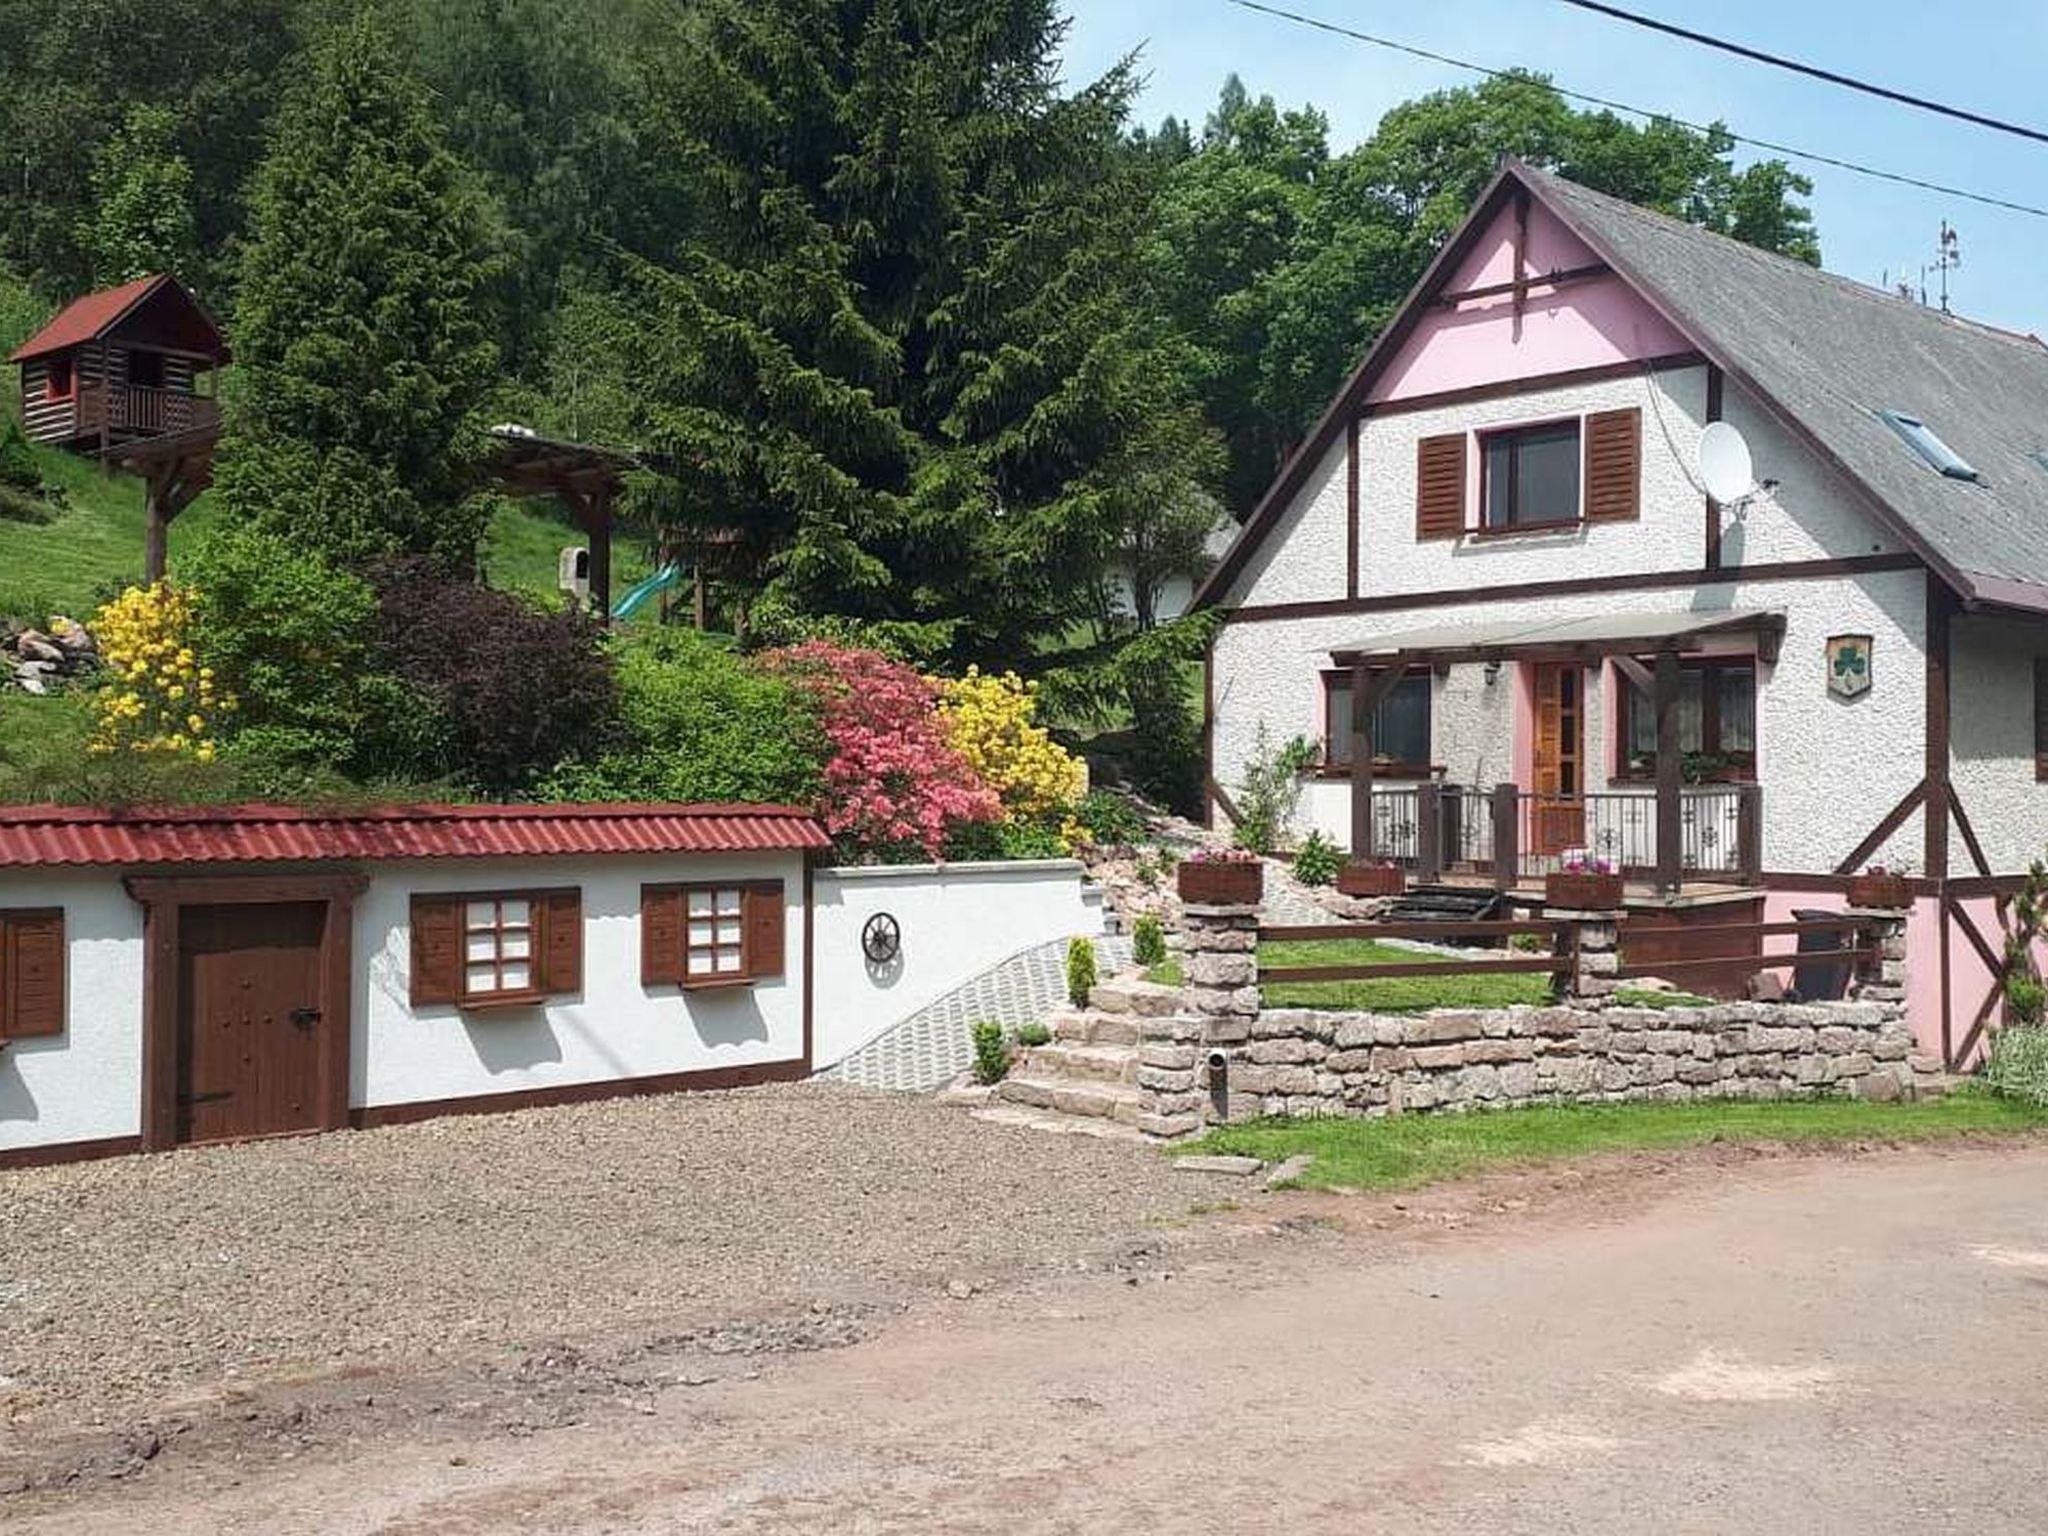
[
  {"xmin": 2035, "ymin": 657, "xmax": 2048, "ymax": 782},
  {"xmin": 1582, "ymin": 408, "xmax": 1642, "ymax": 522},
  {"xmin": 642, "ymin": 881, "xmax": 787, "ymax": 988},
  {"xmin": 410, "ymin": 889, "xmax": 581, "ymax": 1008},
  {"xmin": 0, "ymin": 908, "xmax": 66, "ymax": 1039},
  {"xmin": 1416, "ymin": 433, "xmax": 1467, "ymax": 540}
]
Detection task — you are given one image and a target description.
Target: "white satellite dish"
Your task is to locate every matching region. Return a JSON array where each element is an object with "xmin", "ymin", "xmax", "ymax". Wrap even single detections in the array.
[{"xmin": 1698, "ymin": 421, "xmax": 1755, "ymax": 505}]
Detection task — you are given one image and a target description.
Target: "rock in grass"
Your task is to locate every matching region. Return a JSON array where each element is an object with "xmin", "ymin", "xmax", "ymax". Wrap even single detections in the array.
[{"xmin": 1263, "ymin": 1153, "xmax": 1314, "ymax": 1189}]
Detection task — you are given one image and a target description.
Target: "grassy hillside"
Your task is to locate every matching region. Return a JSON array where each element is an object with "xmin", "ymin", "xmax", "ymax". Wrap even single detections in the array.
[{"xmin": 0, "ymin": 438, "xmax": 655, "ymax": 624}]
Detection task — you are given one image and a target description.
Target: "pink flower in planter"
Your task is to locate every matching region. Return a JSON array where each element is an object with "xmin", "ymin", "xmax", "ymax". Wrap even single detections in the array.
[
  {"xmin": 760, "ymin": 641, "xmax": 1000, "ymax": 861},
  {"xmin": 1186, "ymin": 846, "xmax": 1261, "ymax": 865}
]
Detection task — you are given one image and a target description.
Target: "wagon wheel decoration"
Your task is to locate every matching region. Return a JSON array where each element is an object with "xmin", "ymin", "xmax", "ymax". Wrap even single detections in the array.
[{"xmin": 862, "ymin": 912, "xmax": 902, "ymax": 965}]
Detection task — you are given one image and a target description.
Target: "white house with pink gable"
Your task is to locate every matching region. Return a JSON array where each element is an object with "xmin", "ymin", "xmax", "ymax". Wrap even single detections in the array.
[{"xmin": 1196, "ymin": 159, "xmax": 2048, "ymax": 1071}]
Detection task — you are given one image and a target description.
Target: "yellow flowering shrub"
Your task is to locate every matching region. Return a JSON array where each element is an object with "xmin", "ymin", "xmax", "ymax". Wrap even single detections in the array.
[
  {"xmin": 89, "ymin": 582, "xmax": 233, "ymax": 762},
  {"xmin": 938, "ymin": 667, "xmax": 1085, "ymax": 825}
]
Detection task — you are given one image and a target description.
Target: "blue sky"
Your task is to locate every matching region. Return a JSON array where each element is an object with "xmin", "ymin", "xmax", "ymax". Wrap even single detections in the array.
[{"xmin": 1059, "ymin": 1, "xmax": 2048, "ymax": 336}]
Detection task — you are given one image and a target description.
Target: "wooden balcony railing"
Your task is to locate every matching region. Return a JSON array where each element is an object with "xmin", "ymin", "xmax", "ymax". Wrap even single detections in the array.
[
  {"xmin": 1357, "ymin": 782, "xmax": 1763, "ymax": 889},
  {"xmin": 77, "ymin": 384, "xmax": 222, "ymax": 439}
]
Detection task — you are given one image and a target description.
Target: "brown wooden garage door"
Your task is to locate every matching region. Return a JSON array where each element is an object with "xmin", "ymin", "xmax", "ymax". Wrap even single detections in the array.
[{"xmin": 176, "ymin": 901, "xmax": 328, "ymax": 1145}]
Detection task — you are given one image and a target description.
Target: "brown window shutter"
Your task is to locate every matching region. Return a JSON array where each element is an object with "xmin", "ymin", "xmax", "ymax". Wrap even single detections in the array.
[
  {"xmin": 744, "ymin": 884, "xmax": 787, "ymax": 980},
  {"xmin": 2035, "ymin": 658, "xmax": 2048, "ymax": 781},
  {"xmin": 1415, "ymin": 433, "xmax": 1467, "ymax": 540},
  {"xmin": 409, "ymin": 895, "xmax": 463, "ymax": 1006},
  {"xmin": 2, "ymin": 909, "xmax": 66, "ymax": 1039},
  {"xmin": 642, "ymin": 884, "xmax": 685, "ymax": 986},
  {"xmin": 540, "ymin": 888, "xmax": 583, "ymax": 995},
  {"xmin": 1583, "ymin": 408, "xmax": 1641, "ymax": 522}
]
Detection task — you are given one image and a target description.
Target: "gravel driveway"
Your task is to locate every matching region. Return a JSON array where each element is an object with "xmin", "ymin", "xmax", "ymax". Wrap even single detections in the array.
[{"xmin": 0, "ymin": 1084, "xmax": 1195, "ymax": 1422}]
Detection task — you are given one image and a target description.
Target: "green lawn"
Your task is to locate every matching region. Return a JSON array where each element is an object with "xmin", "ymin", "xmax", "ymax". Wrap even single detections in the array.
[
  {"xmin": 1150, "ymin": 938, "xmax": 1557, "ymax": 1012},
  {"xmin": 0, "ymin": 437, "xmax": 654, "ymax": 622},
  {"xmin": 1612, "ymin": 986, "xmax": 1719, "ymax": 1009},
  {"xmin": 1178, "ymin": 1091, "xmax": 2048, "ymax": 1192}
]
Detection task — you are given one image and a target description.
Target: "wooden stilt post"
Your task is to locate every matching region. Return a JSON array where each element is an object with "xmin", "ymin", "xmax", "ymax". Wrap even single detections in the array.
[
  {"xmin": 1349, "ymin": 661, "xmax": 1375, "ymax": 862},
  {"xmin": 1654, "ymin": 649, "xmax": 1683, "ymax": 893}
]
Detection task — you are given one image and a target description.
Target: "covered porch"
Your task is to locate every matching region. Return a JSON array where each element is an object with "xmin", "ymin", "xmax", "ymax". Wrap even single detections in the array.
[{"xmin": 1331, "ymin": 608, "xmax": 1785, "ymax": 897}]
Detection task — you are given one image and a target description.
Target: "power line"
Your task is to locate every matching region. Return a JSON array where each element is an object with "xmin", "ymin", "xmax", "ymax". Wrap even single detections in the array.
[
  {"xmin": 1221, "ymin": 0, "xmax": 2048, "ymax": 220},
  {"xmin": 1556, "ymin": 0, "xmax": 2048, "ymax": 148}
]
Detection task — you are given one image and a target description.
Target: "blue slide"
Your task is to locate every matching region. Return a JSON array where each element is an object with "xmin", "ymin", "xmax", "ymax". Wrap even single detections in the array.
[{"xmin": 612, "ymin": 563, "xmax": 685, "ymax": 621}]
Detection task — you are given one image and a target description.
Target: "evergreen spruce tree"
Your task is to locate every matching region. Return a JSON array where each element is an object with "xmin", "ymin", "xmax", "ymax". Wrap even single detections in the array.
[
  {"xmin": 212, "ymin": 15, "xmax": 501, "ymax": 572},
  {"xmin": 591, "ymin": 0, "xmax": 1217, "ymax": 661}
]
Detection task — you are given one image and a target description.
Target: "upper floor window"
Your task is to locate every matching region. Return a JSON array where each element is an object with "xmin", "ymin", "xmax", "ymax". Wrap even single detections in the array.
[
  {"xmin": 1617, "ymin": 658, "xmax": 1756, "ymax": 781},
  {"xmin": 45, "ymin": 357, "xmax": 74, "ymax": 402},
  {"xmin": 1324, "ymin": 669, "xmax": 1433, "ymax": 771},
  {"xmin": 1482, "ymin": 420, "xmax": 1581, "ymax": 530}
]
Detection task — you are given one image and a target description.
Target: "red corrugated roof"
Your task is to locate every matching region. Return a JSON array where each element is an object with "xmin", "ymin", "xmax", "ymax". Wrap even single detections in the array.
[
  {"xmin": 7, "ymin": 275, "xmax": 168, "ymax": 363},
  {"xmin": 0, "ymin": 802, "xmax": 831, "ymax": 867}
]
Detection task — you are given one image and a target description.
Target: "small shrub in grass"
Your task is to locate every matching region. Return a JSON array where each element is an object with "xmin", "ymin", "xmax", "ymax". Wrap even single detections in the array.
[
  {"xmin": 1292, "ymin": 829, "xmax": 1342, "ymax": 888},
  {"xmin": 970, "ymin": 1020, "xmax": 1011, "ymax": 1085},
  {"xmin": 1014, "ymin": 1021, "xmax": 1051, "ymax": 1048},
  {"xmin": 1987, "ymin": 1025, "xmax": 2048, "ymax": 1106},
  {"xmin": 1508, "ymin": 932, "xmax": 1547, "ymax": 954},
  {"xmin": 1132, "ymin": 913, "xmax": 1167, "ymax": 969},
  {"xmin": 1066, "ymin": 937, "xmax": 1098, "ymax": 1007}
]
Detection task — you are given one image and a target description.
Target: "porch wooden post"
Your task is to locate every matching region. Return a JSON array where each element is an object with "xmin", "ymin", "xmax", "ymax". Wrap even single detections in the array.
[
  {"xmin": 1349, "ymin": 661, "xmax": 1375, "ymax": 861},
  {"xmin": 1491, "ymin": 781, "xmax": 1520, "ymax": 892},
  {"xmin": 1654, "ymin": 649, "xmax": 1683, "ymax": 892},
  {"xmin": 1414, "ymin": 780, "xmax": 1442, "ymax": 883},
  {"xmin": 1736, "ymin": 783, "xmax": 1763, "ymax": 886}
]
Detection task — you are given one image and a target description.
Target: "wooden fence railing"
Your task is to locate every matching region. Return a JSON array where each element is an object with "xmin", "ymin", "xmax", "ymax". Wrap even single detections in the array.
[
  {"xmin": 1614, "ymin": 916, "xmax": 1879, "ymax": 990},
  {"xmin": 1261, "ymin": 920, "xmax": 1579, "ymax": 990}
]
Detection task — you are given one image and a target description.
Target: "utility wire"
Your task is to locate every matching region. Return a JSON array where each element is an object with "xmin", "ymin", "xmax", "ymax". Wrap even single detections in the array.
[
  {"xmin": 1556, "ymin": 0, "xmax": 2048, "ymax": 148},
  {"xmin": 1222, "ymin": 0, "xmax": 2048, "ymax": 219}
]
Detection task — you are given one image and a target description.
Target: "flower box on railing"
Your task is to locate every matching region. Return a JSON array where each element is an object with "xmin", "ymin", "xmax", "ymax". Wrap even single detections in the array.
[
  {"xmin": 1178, "ymin": 852, "xmax": 1263, "ymax": 906},
  {"xmin": 1844, "ymin": 871, "xmax": 1913, "ymax": 910},
  {"xmin": 1337, "ymin": 861, "xmax": 1405, "ymax": 897},
  {"xmin": 1545, "ymin": 870, "xmax": 1623, "ymax": 911}
]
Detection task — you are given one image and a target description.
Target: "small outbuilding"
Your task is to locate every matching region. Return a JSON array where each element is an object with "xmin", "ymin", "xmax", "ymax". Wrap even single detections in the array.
[
  {"xmin": 0, "ymin": 801, "xmax": 831, "ymax": 1165},
  {"xmin": 8, "ymin": 273, "xmax": 228, "ymax": 453}
]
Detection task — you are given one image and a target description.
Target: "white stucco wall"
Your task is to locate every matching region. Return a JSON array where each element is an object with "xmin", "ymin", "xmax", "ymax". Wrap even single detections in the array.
[
  {"xmin": 809, "ymin": 860, "xmax": 1104, "ymax": 1070},
  {"xmin": 1951, "ymin": 613, "xmax": 2048, "ymax": 873},
  {"xmin": 354, "ymin": 851, "xmax": 809, "ymax": 1110},
  {"xmin": 1716, "ymin": 387, "xmax": 1906, "ymax": 566},
  {"xmin": 1215, "ymin": 566, "xmax": 1929, "ymax": 876},
  {"xmin": 1220, "ymin": 435, "xmax": 1349, "ymax": 608},
  {"xmin": 0, "ymin": 870, "xmax": 144, "ymax": 1152}
]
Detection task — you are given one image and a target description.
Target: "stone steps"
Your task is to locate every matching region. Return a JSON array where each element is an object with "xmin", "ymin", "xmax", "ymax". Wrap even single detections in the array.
[
  {"xmin": 992, "ymin": 1073, "xmax": 1143, "ymax": 1125},
  {"xmin": 1020, "ymin": 1041, "xmax": 1139, "ymax": 1084},
  {"xmin": 1050, "ymin": 1008, "xmax": 1142, "ymax": 1048}
]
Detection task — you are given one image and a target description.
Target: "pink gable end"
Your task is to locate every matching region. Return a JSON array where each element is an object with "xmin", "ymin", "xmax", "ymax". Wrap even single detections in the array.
[{"xmin": 1366, "ymin": 200, "xmax": 1693, "ymax": 404}]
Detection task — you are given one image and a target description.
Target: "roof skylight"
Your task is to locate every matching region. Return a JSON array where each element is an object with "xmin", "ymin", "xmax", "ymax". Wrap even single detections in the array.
[{"xmin": 1876, "ymin": 410, "xmax": 1979, "ymax": 481}]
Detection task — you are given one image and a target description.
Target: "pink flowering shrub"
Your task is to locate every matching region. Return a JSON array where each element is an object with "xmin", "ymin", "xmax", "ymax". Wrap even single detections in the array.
[{"xmin": 759, "ymin": 641, "xmax": 1000, "ymax": 861}]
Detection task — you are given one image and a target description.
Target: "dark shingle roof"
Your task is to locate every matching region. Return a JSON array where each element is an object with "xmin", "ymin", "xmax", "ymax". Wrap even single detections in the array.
[{"xmin": 1525, "ymin": 164, "xmax": 2048, "ymax": 606}]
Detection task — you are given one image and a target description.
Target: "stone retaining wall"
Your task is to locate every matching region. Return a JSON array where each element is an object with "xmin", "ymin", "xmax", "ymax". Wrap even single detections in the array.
[{"xmin": 1136, "ymin": 901, "xmax": 1938, "ymax": 1139}]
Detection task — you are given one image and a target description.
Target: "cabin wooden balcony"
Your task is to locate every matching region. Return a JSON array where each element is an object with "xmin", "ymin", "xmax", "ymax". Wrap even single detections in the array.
[
  {"xmin": 1352, "ymin": 780, "xmax": 1764, "ymax": 896},
  {"xmin": 75, "ymin": 382, "xmax": 222, "ymax": 442}
]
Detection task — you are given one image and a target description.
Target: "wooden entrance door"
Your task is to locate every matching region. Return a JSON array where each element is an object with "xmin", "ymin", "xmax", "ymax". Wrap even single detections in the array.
[
  {"xmin": 176, "ymin": 902, "xmax": 328, "ymax": 1145},
  {"xmin": 1532, "ymin": 663, "xmax": 1586, "ymax": 856}
]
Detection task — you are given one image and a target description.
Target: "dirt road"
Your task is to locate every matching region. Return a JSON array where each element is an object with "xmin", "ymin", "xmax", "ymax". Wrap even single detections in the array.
[{"xmin": 12, "ymin": 1143, "xmax": 2048, "ymax": 1533}]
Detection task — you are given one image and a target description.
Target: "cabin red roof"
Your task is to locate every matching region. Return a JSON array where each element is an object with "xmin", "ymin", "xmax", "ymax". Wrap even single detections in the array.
[
  {"xmin": 8, "ymin": 274, "xmax": 227, "ymax": 363},
  {"xmin": 0, "ymin": 802, "xmax": 831, "ymax": 867}
]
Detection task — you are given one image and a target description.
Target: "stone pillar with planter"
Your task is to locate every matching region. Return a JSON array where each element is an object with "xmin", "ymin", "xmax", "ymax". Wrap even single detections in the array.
[{"xmin": 1133, "ymin": 858, "xmax": 1265, "ymax": 1137}]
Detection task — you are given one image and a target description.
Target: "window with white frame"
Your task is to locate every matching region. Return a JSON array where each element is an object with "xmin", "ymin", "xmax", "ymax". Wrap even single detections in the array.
[
  {"xmin": 686, "ymin": 887, "xmax": 749, "ymax": 980},
  {"xmin": 465, "ymin": 896, "xmax": 536, "ymax": 998}
]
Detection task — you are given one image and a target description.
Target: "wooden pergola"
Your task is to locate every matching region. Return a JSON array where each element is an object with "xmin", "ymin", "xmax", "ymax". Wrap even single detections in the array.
[
  {"xmin": 484, "ymin": 427, "xmax": 644, "ymax": 620},
  {"xmin": 105, "ymin": 423, "xmax": 646, "ymax": 622}
]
